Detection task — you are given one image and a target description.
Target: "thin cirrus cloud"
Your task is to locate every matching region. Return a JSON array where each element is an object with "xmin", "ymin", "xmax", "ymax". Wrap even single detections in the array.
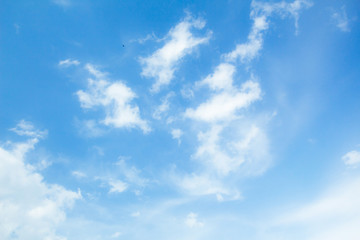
[
  {"xmin": 0, "ymin": 121, "xmax": 81, "ymax": 239},
  {"xmin": 76, "ymin": 64, "xmax": 150, "ymax": 133},
  {"xmin": 332, "ymin": 6, "xmax": 350, "ymax": 32},
  {"xmin": 140, "ymin": 14, "xmax": 211, "ymax": 92},
  {"xmin": 58, "ymin": 58, "xmax": 80, "ymax": 67},
  {"xmin": 9, "ymin": 120, "xmax": 48, "ymax": 139},
  {"xmin": 271, "ymin": 177, "xmax": 360, "ymax": 240}
]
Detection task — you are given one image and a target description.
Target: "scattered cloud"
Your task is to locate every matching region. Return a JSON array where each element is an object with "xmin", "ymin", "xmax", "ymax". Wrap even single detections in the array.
[
  {"xmin": 76, "ymin": 64, "xmax": 150, "ymax": 133},
  {"xmin": 0, "ymin": 130, "xmax": 80, "ymax": 239},
  {"xmin": 185, "ymin": 212, "xmax": 204, "ymax": 228},
  {"xmin": 10, "ymin": 120, "xmax": 48, "ymax": 139},
  {"xmin": 140, "ymin": 15, "xmax": 211, "ymax": 92},
  {"xmin": 332, "ymin": 6, "xmax": 350, "ymax": 32},
  {"xmin": 342, "ymin": 150, "xmax": 360, "ymax": 167}
]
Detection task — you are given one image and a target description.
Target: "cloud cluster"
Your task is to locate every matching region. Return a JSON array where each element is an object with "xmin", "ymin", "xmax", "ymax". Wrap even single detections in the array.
[
  {"xmin": 0, "ymin": 122, "xmax": 80, "ymax": 240},
  {"xmin": 173, "ymin": 0, "xmax": 312, "ymax": 200},
  {"xmin": 140, "ymin": 15, "xmax": 211, "ymax": 92},
  {"xmin": 77, "ymin": 64, "xmax": 150, "ymax": 133}
]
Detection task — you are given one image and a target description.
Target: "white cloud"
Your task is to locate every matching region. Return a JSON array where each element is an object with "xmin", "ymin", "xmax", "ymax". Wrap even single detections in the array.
[
  {"xmin": 0, "ymin": 134, "xmax": 80, "ymax": 239},
  {"xmin": 175, "ymin": 1, "xmax": 311, "ymax": 199},
  {"xmin": 10, "ymin": 120, "xmax": 47, "ymax": 138},
  {"xmin": 76, "ymin": 64, "xmax": 150, "ymax": 133},
  {"xmin": 171, "ymin": 128, "xmax": 183, "ymax": 143},
  {"xmin": 108, "ymin": 180, "xmax": 128, "ymax": 193},
  {"xmin": 185, "ymin": 80, "xmax": 261, "ymax": 122},
  {"xmin": 59, "ymin": 58, "xmax": 80, "ymax": 67},
  {"xmin": 185, "ymin": 212, "xmax": 204, "ymax": 228},
  {"xmin": 140, "ymin": 15, "xmax": 211, "ymax": 92},
  {"xmin": 225, "ymin": 0, "xmax": 312, "ymax": 62},
  {"xmin": 197, "ymin": 63, "xmax": 235, "ymax": 91},
  {"xmin": 342, "ymin": 150, "xmax": 360, "ymax": 167},
  {"xmin": 332, "ymin": 6, "xmax": 350, "ymax": 32}
]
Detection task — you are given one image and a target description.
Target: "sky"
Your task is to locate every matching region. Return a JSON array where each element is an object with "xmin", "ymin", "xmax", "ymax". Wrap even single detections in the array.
[{"xmin": 0, "ymin": 0, "xmax": 360, "ymax": 239}]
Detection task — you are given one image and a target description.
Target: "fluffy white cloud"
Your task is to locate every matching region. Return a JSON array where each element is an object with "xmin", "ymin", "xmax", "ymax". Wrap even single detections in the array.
[
  {"xmin": 0, "ymin": 127, "xmax": 80, "ymax": 239},
  {"xmin": 140, "ymin": 15, "xmax": 211, "ymax": 92},
  {"xmin": 58, "ymin": 58, "xmax": 80, "ymax": 67},
  {"xmin": 332, "ymin": 6, "xmax": 350, "ymax": 32},
  {"xmin": 185, "ymin": 212, "xmax": 204, "ymax": 228},
  {"xmin": 197, "ymin": 63, "xmax": 235, "ymax": 91},
  {"xmin": 186, "ymin": 80, "xmax": 261, "ymax": 122},
  {"xmin": 342, "ymin": 150, "xmax": 360, "ymax": 167},
  {"xmin": 10, "ymin": 120, "xmax": 47, "ymax": 138},
  {"xmin": 77, "ymin": 64, "xmax": 150, "ymax": 133}
]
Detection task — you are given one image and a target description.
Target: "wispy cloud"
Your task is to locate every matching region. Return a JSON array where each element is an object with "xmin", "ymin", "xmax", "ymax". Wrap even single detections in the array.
[
  {"xmin": 10, "ymin": 120, "xmax": 48, "ymax": 139},
  {"xmin": 185, "ymin": 212, "xmax": 204, "ymax": 228},
  {"xmin": 140, "ymin": 14, "xmax": 211, "ymax": 92},
  {"xmin": 59, "ymin": 58, "xmax": 80, "ymax": 67},
  {"xmin": 76, "ymin": 64, "xmax": 150, "ymax": 133},
  {"xmin": 225, "ymin": 0, "xmax": 312, "ymax": 62},
  {"xmin": 342, "ymin": 150, "xmax": 360, "ymax": 167},
  {"xmin": 332, "ymin": 6, "xmax": 350, "ymax": 32}
]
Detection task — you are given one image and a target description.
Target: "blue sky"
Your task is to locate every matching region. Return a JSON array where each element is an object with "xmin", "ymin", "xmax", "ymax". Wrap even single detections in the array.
[{"xmin": 1, "ymin": 0, "xmax": 360, "ymax": 239}]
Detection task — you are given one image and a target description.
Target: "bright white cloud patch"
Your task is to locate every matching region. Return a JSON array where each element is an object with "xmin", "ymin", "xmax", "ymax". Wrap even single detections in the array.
[
  {"xmin": 77, "ymin": 64, "xmax": 150, "ymax": 133},
  {"xmin": 10, "ymin": 120, "xmax": 47, "ymax": 138},
  {"xmin": 140, "ymin": 15, "xmax": 211, "ymax": 92},
  {"xmin": 332, "ymin": 6, "xmax": 350, "ymax": 32},
  {"xmin": 186, "ymin": 80, "xmax": 261, "ymax": 122},
  {"xmin": 342, "ymin": 150, "xmax": 360, "ymax": 167},
  {"xmin": 0, "ymin": 126, "xmax": 80, "ymax": 239},
  {"xmin": 185, "ymin": 212, "xmax": 204, "ymax": 228}
]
